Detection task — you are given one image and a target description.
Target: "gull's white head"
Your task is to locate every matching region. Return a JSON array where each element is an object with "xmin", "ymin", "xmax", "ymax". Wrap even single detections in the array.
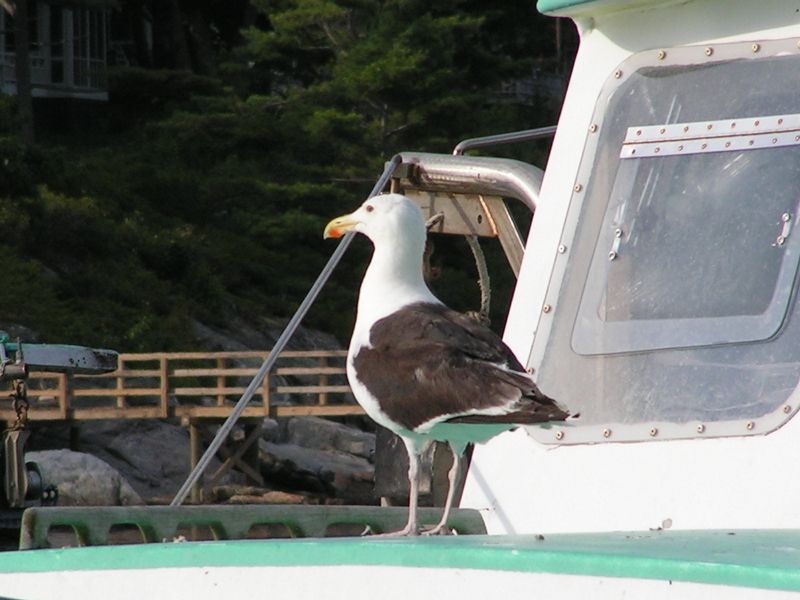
[{"xmin": 323, "ymin": 193, "xmax": 426, "ymax": 249}]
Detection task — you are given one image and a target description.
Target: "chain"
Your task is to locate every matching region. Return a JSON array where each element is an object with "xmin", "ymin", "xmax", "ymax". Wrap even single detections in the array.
[{"xmin": 9, "ymin": 378, "xmax": 28, "ymax": 431}]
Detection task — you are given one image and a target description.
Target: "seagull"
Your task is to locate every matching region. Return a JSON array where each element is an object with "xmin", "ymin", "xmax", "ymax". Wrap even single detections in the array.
[{"xmin": 324, "ymin": 193, "xmax": 569, "ymax": 535}]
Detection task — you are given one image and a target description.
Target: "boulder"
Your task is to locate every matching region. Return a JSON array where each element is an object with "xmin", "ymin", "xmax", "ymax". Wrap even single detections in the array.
[
  {"xmin": 27, "ymin": 449, "xmax": 143, "ymax": 506},
  {"xmin": 284, "ymin": 417, "xmax": 375, "ymax": 461},
  {"xmin": 260, "ymin": 440, "xmax": 375, "ymax": 504}
]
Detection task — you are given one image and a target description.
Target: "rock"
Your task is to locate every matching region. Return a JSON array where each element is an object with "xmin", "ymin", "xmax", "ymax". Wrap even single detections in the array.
[
  {"xmin": 191, "ymin": 316, "xmax": 342, "ymax": 354},
  {"xmin": 285, "ymin": 417, "xmax": 375, "ymax": 461},
  {"xmin": 69, "ymin": 419, "xmax": 241, "ymax": 501},
  {"xmin": 27, "ymin": 449, "xmax": 143, "ymax": 506},
  {"xmin": 260, "ymin": 440, "xmax": 375, "ymax": 504}
]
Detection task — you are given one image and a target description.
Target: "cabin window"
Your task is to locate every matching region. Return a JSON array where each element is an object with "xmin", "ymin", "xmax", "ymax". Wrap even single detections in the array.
[
  {"xmin": 572, "ymin": 118, "xmax": 800, "ymax": 355},
  {"xmin": 534, "ymin": 40, "xmax": 800, "ymax": 443}
]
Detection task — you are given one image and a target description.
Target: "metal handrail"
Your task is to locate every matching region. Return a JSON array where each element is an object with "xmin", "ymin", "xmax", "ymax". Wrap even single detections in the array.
[
  {"xmin": 452, "ymin": 125, "xmax": 557, "ymax": 156},
  {"xmin": 398, "ymin": 152, "xmax": 545, "ymax": 213},
  {"xmin": 170, "ymin": 155, "xmax": 403, "ymax": 507}
]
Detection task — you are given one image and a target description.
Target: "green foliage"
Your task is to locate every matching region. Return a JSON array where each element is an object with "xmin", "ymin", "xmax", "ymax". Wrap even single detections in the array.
[{"xmin": 1, "ymin": 0, "xmax": 569, "ymax": 350}]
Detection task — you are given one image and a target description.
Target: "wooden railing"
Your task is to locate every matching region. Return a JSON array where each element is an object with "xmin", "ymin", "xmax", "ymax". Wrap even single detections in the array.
[{"xmin": 0, "ymin": 350, "xmax": 363, "ymax": 424}]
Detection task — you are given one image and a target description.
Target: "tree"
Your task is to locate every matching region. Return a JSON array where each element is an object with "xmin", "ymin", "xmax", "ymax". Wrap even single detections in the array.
[{"xmin": 3, "ymin": 0, "xmax": 34, "ymax": 143}]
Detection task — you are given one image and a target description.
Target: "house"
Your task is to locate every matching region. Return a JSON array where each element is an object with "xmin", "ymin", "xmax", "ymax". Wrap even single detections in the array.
[{"xmin": 0, "ymin": 1, "xmax": 109, "ymax": 101}]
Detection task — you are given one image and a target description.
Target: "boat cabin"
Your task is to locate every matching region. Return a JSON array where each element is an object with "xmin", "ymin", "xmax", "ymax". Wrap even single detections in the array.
[{"xmin": 460, "ymin": 0, "xmax": 800, "ymax": 536}]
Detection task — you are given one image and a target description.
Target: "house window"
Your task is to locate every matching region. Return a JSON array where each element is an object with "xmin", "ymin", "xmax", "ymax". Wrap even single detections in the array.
[
  {"xmin": 50, "ymin": 5, "xmax": 63, "ymax": 83},
  {"xmin": 72, "ymin": 7, "xmax": 106, "ymax": 89}
]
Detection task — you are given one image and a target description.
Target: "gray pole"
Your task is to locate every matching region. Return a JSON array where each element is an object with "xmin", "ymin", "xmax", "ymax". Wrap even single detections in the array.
[{"xmin": 170, "ymin": 155, "xmax": 402, "ymax": 506}]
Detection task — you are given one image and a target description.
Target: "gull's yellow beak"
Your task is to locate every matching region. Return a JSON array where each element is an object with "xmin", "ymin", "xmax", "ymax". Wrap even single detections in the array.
[{"xmin": 323, "ymin": 213, "xmax": 359, "ymax": 239}]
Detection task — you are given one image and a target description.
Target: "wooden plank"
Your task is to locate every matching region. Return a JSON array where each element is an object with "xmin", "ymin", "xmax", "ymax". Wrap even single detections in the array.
[
  {"xmin": 159, "ymin": 356, "xmax": 169, "ymax": 419},
  {"xmin": 319, "ymin": 356, "xmax": 329, "ymax": 406},
  {"xmin": 215, "ymin": 358, "xmax": 225, "ymax": 407},
  {"xmin": 273, "ymin": 367, "xmax": 346, "ymax": 376},
  {"xmin": 25, "ymin": 389, "xmax": 64, "ymax": 398},
  {"xmin": 189, "ymin": 422, "xmax": 204, "ymax": 504},
  {"xmin": 116, "ymin": 356, "xmax": 125, "ymax": 409},
  {"xmin": 78, "ymin": 369, "xmax": 162, "ymax": 379},
  {"xmin": 171, "ymin": 368, "xmax": 259, "ymax": 378},
  {"xmin": 171, "ymin": 367, "xmax": 346, "ymax": 377},
  {"xmin": 208, "ymin": 424, "xmax": 264, "ymax": 487},
  {"xmin": 274, "ymin": 405, "xmax": 365, "ymax": 417},
  {"xmin": 173, "ymin": 386, "xmax": 254, "ymax": 396},
  {"xmin": 1, "ymin": 409, "xmax": 65, "ymax": 421},
  {"xmin": 121, "ymin": 352, "xmax": 268, "ymax": 361},
  {"xmin": 58, "ymin": 374, "xmax": 69, "ymax": 420},
  {"xmin": 273, "ymin": 385, "xmax": 351, "ymax": 394},
  {"xmin": 174, "ymin": 406, "xmax": 269, "ymax": 419},
  {"xmin": 74, "ymin": 388, "xmax": 162, "ymax": 397},
  {"xmin": 70, "ymin": 407, "xmax": 167, "ymax": 420}
]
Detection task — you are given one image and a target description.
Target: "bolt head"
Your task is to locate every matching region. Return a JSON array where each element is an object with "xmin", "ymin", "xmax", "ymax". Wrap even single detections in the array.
[
  {"xmin": 573, "ymin": 183, "xmax": 583, "ymax": 193},
  {"xmin": 555, "ymin": 430, "xmax": 564, "ymax": 440},
  {"xmin": 602, "ymin": 428, "xmax": 611, "ymax": 438},
  {"xmin": 696, "ymin": 423, "xmax": 706, "ymax": 433},
  {"xmin": 608, "ymin": 251, "xmax": 617, "ymax": 261},
  {"xmin": 614, "ymin": 70, "xmax": 622, "ymax": 79},
  {"xmin": 704, "ymin": 47, "xmax": 713, "ymax": 56},
  {"xmin": 657, "ymin": 49, "xmax": 666, "ymax": 60},
  {"xmin": 782, "ymin": 213, "xmax": 792, "ymax": 222},
  {"xmin": 649, "ymin": 427, "xmax": 658, "ymax": 437},
  {"xmin": 752, "ymin": 43, "xmax": 760, "ymax": 52},
  {"xmin": 589, "ymin": 124, "xmax": 598, "ymax": 133},
  {"xmin": 558, "ymin": 244, "xmax": 567, "ymax": 254},
  {"xmin": 542, "ymin": 304, "xmax": 552, "ymax": 314}
]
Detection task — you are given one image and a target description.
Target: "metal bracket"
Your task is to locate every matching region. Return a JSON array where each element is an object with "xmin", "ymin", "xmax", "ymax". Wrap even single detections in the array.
[
  {"xmin": 402, "ymin": 191, "xmax": 525, "ymax": 276},
  {"xmin": 775, "ymin": 212, "xmax": 793, "ymax": 247}
]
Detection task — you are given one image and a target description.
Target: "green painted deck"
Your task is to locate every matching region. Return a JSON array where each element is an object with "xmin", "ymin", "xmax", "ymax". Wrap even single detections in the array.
[{"xmin": 3, "ymin": 530, "xmax": 800, "ymax": 592}]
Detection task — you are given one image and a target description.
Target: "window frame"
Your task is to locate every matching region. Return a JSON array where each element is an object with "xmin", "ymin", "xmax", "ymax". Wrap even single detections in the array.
[{"xmin": 526, "ymin": 37, "xmax": 800, "ymax": 446}]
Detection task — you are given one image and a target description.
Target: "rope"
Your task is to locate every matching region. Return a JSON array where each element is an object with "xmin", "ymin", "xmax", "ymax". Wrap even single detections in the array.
[
  {"xmin": 425, "ymin": 211, "xmax": 491, "ymax": 326},
  {"xmin": 465, "ymin": 235, "xmax": 491, "ymax": 327}
]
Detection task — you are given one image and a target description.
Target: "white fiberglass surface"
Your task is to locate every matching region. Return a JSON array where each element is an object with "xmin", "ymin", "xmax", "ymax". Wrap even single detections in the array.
[{"xmin": 536, "ymin": 42, "xmax": 800, "ymax": 434}]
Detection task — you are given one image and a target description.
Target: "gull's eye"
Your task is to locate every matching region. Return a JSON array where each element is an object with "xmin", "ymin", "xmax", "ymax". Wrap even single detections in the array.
[{"xmin": 365, "ymin": 205, "xmax": 374, "ymax": 212}]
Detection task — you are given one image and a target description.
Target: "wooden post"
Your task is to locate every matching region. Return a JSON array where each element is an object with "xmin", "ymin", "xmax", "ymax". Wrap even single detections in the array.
[
  {"xmin": 189, "ymin": 421, "xmax": 203, "ymax": 504},
  {"xmin": 216, "ymin": 357, "xmax": 225, "ymax": 406},
  {"xmin": 159, "ymin": 356, "xmax": 169, "ymax": 418},
  {"xmin": 58, "ymin": 374, "xmax": 70, "ymax": 420},
  {"xmin": 116, "ymin": 357, "xmax": 125, "ymax": 409},
  {"xmin": 262, "ymin": 367, "xmax": 271, "ymax": 417},
  {"xmin": 318, "ymin": 355, "xmax": 328, "ymax": 406}
]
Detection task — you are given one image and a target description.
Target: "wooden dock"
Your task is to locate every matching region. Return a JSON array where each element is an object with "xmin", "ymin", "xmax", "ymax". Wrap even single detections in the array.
[
  {"xmin": 2, "ymin": 349, "xmax": 364, "ymax": 501},
  {"xmin": 1, "ymin": 349, "xmax": 363, "ymax": 424}
]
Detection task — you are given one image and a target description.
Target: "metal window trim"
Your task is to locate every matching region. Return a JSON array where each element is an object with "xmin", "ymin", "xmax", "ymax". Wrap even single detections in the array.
[{"xmin": 621, "ymin": 113, "xmax": 800, "ymax": 158}]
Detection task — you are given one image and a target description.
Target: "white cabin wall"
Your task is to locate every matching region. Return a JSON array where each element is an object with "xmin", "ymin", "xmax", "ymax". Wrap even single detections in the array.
[{"xmin": 463, "ymin": 0, "xmax": 800, "ymax": 535}]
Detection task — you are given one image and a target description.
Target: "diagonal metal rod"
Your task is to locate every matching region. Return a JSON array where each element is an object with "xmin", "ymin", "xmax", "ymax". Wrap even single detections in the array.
[{"xmin": 171, "ymin": 155, "xmax": 403, "ymax": 506}]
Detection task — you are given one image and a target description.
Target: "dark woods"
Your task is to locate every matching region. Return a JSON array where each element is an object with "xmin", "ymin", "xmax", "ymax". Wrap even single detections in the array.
[{"xmin": 0, "ymin": 0, "xmax": 576, "ymax": 350}]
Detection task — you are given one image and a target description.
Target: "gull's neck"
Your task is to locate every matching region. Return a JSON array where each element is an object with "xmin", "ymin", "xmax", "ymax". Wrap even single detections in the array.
[{"xmin": 353, "ymin": 238, "xmax": 440, "ymax": 341}]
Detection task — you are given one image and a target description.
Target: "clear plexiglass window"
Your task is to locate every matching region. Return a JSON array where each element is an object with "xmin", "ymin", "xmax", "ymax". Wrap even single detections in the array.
[{"xmin": 535, "ymin": 41, "xmax": 800, "ymax": 441}]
